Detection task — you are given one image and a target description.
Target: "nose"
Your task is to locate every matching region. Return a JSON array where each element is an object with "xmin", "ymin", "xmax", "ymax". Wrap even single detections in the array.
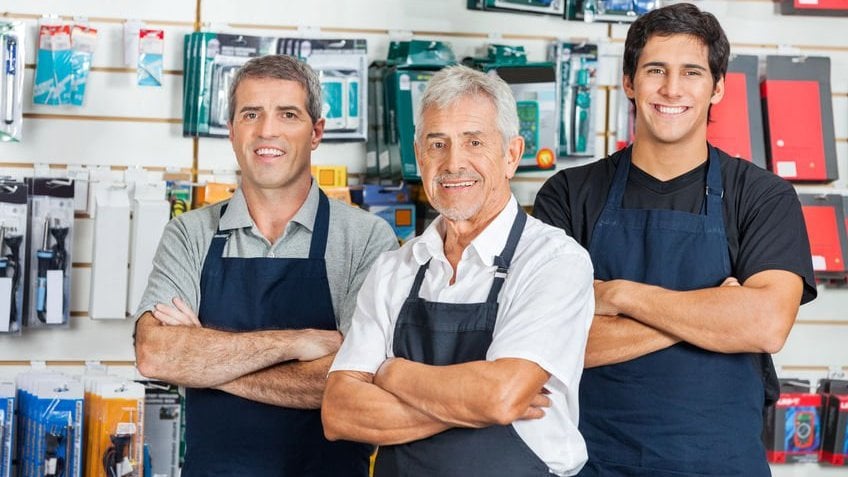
[
  {"xmin": 659, "ymin": 73, "xmax": 683, "ymax": 98},
  {"xmin": 258, "ymin": 115, "xmax": 280, "ymax": 139}
]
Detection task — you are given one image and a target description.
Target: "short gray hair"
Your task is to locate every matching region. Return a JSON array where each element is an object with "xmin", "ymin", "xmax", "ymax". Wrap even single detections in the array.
[
  {"xmin": 414, "ymin": 65, "xmax": 519, "ymax": 152},
  {"xmin": 228, "ymin": 54, "xmax": 322, "ymax": 124}
]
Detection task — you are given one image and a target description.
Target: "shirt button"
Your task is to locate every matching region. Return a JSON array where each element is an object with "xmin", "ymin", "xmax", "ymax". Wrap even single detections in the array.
[{"xmin": 267, "ymin": 251, "xmax": 275, "ymax": 258}]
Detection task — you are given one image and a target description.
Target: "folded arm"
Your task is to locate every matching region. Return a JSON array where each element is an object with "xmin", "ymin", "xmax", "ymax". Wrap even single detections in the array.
[
  {"xmin": 595, "ymin": 270, "xmax": 803, "ymax": 354},
  {"xmin": 322, "ymin": 370, "xmax": 451, "ymax": 445},
  {"xmin": 216, "ymin": 354, "xmax": 336, "ymax": 409},
  {"xmin": 374, "ymin": 357, "xmax": 550, "ymax": 428},
  {"xmin": 134, "ymin": 303, "xmax": 341, "ymax": 388}
]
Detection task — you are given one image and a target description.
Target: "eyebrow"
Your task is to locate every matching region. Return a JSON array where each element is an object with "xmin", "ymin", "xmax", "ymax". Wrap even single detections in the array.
[
  {"xmin": 424, "ymin": 131, "xmax": 484, "ymax": 139},
  {"xmin": 237, "ymin": 105, "xmax": 304, "ymax": 114},
  {"xmin": 642, "ymin": 61, "xmax": 708, "ymax": 72}
]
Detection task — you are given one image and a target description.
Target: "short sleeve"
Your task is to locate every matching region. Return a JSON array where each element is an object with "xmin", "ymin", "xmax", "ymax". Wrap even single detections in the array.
[
  {"xmin": 330, "ymin": 253, "xmax": 396, "ymax": 374},
  {"xmin": 487, "ymin": 244, "xmax": 594, "ymax": 387},
  {"xmin": 734, "ymin": 182, "xmax": 817, "ymax": 304}
]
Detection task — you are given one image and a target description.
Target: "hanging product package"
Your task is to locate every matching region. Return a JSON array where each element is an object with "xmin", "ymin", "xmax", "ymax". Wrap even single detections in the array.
[
  {"xmin": 0, "ymin": 21, "xmax": 25, "ymax": 142},
  {"xmin": 15, "ymin": 372, "xmax": 84, "ymax": 477},
  {"xmin": 33, "ymin": 21, "xmax": 73, "ymax": 106},
  {"xmin": 138, "ymin": 29, "xmax": 164, "ymax": 87},
  {"xmin": 549, "ymin": 42, "xmax": 598, "ymax": 159},
  {"xmin": 0, "ymin": 180, "xmax": 28, "ymax": 335},
  {"xmin": 70, "ymin": 25, "xmax": 98, "ymax": 106},
  {"xmin": 25, "ymin": 178, "xmax": 75, "ymax": 328},
  {"xmin": 89, "ymin": 381, "xmax": 145, "ymax": 477}
]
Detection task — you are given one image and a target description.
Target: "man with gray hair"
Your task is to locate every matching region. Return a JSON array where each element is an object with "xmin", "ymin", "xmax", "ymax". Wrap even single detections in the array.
[
  {"xmin": 322, "ymin": 64, "xmax": 594, "ymax": 476},
  {"xmin": 134, "ymin": 54, "xmax": 396, "ymax": 476}
]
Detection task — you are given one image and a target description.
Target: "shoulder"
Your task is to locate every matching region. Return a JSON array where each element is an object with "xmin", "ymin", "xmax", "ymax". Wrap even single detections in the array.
[
  {"xmin": 164, "ymin": 201, "xmax": 223, "ymax": 239},
  {"xmin": 717, "ymin": 149, "xmax": 796, "ymax": 203}
]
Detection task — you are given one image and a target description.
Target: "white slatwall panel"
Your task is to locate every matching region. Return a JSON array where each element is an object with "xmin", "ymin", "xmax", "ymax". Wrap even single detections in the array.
[{"xmin": 0, "ymin": 1, "xmax": 846, "ymax": 475}]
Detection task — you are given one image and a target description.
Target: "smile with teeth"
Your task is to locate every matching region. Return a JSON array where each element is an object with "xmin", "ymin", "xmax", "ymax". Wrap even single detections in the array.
[
  {"xmin": 441, "ymin": 180, "xmax": 476, "ymax": 189},
  {"xmin": 654, "ymin": 104, "xmax": 689, "ymax": 115},
  {"xmin": 255, "ymin": 147, "xmax": 284, "ymax": 157}
]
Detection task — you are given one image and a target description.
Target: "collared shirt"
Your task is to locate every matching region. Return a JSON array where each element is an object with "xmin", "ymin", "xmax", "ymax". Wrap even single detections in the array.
[
  {"xmin": 136, "ymin": 180, "xmax": 398, "ymax": 333},
  {"xmin": 331, "ymin": 197, "xmax": 595, "ymax": 476}
]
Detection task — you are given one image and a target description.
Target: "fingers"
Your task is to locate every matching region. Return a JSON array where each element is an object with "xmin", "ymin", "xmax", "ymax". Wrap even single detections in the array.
[
  {"xmin": 518, "ymin": 392, "xmax": 552, "ymax": 421},
  {"xmin": 720, "ymin": 277, "xmax": 741, "ymax": 287},
  {"xmin": 172, "ymin": 296, "xmax": 201, "ymax": 326},
  {"xmin": 151, "ymin": 299, "xmax": 201, "ymax": 327}
]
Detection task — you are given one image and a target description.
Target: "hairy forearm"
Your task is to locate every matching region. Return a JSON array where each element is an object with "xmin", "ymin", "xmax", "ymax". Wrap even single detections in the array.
[
  {"xmin": 611, "ymin": 271, "xmax": 802, "ymax": 353},
  {"xmin": 215, "ymin": 355, "xmax": 334, "ymax": 409},
  {"xmin": 584, "ymin": 314, "xmax": 680, "ymax": 368},
  {"xmin": 322, "ymin": 372, "xmax": 450, "ymax": 445},
  {"xmin": 135, "ymin": 313, "xmax": 305, "ymax": 387},
  {"xmin": 375, "ymin": 358, "xmax": 548, "ymax": 428}
]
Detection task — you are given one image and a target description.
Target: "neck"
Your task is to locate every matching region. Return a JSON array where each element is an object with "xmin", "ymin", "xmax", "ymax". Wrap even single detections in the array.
[
  {"xmin": 631, "ymin": 134, "xmax": 709, "ymax": 181},
  {"xmin": 242, "ymin": 178, "xmax": 312, "ymax": 243},
  {"xmin": 442, "ymin": 194, "xmax": 512, "ymax": 282}
]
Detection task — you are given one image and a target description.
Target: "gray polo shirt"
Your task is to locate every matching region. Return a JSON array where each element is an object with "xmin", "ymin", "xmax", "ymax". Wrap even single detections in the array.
[{"xmin": 135, "ymin": 180, "xmax": 398, "ymax": 334}]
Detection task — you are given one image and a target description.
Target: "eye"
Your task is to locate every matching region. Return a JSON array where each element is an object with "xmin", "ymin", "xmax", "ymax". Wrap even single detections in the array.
[
  {"xmin": 470, "ymin": 139, "xmax": 482, "ymax": 147},
  {"xmin": 647, "ymin": 67, "xmax": 664, "ymax": 75},
  {"xmin": 684, "ymin": 69, "xmax": 703, "ymax": 76},
  {"xmin": 242, "ymin": 111, "xmax": 258, "ymax": 120},
  {"xmin": 283, "ymin": 111, "xmax": 298, "ymax": 119}
]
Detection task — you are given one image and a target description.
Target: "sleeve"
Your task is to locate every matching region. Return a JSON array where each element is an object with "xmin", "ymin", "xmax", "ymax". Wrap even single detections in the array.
[
  {"xmin": 330, "ymin": 253, "xmax": 396, "ymax": 374},
  {"xmin": 133, "ymin": 217, "xmax": 204, "ymax": 321},
  {"xmin": 532, "ymin": 172, "xmax": 575, "ymax": 236},
  {"xmin": 735, "ymin": 181, "xmax": 817, "ymax": 304},
  {"xmin": 487, "ymin": 243, "xmax": 595, "ymax": 388},
  {"xmin": 338, "ymin": 218, "xmax": 399, "ymax": 335}
]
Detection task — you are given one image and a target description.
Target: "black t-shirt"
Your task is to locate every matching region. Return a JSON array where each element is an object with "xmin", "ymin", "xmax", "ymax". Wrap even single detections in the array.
[{"xmin": 534, "ymin": 146, "xmax": 817, "ymax": 304}]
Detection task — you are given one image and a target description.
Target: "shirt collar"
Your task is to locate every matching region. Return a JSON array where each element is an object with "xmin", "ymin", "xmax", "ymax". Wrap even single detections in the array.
[
  {"xmin": 218, "ymin": 180, "xmax": 321, "ymax": 233},
  {"xmin": 411, "ymin": 196, "xmax": 519, "ymax": 267}
]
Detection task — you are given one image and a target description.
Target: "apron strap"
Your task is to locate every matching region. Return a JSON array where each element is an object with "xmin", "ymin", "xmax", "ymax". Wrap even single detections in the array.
[
  {"xmin": 209, "ymin": 203, "xmax": 231, "ymax": 258},
  {"xmin": 703, "ymin": 144, "xmax": 724, "ymax": 218},
  {"xmin": 309, "ymin": 190, "xmax": 331, "ymax": 260},
  {"xmin": 406, "ymin": 259, "xmax": 431, "ymax": 300},
  {"xmin": 486, "ymin": 203, "xmax": 527, "ymax": 304}
]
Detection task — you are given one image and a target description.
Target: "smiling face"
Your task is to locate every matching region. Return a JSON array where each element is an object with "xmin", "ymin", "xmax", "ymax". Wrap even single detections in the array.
[
  {"xmin": 624, "ymin": 33, "xmax": 724, "ymax": 148},
  {"xmin": 415, "ymin": 94, "xmax": 522, "ymax": 227},
  {"xmin": 228, "ymin": 77, "xmax": 324, "ymax": 195}
]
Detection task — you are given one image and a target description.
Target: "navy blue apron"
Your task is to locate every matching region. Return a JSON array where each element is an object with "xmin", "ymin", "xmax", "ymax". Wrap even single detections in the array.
[
  {"xmin": 182, "ymin": 191, "xmax": 371, "ymax": 476},
  {"xmin": 578, "ymin": 146, "xmax": 769, "ymax": 476},
  {"xmin": 374, "ymin": 206, "xmax": 555, "ymax": 477}
]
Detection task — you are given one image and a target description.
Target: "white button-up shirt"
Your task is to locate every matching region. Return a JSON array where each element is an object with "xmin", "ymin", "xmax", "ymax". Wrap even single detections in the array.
[{"xmin": 331, "ymin": 197, "xmax": 594, "ymax": 476}]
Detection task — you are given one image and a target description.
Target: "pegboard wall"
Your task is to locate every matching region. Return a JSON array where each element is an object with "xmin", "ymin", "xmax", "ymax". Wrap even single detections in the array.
[{"xmin": 0, "ymin": 1, "xmax": 846, "ymax": 474}]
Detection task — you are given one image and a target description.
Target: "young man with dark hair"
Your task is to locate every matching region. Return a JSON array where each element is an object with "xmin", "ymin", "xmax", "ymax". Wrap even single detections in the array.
[{"xmin": 534, "ymin": 3, "xmax": 816, "ymax": 476}]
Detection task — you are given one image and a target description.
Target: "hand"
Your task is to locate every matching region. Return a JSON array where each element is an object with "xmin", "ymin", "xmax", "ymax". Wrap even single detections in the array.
[
  {"xmin": 152, "ymin": 297, "xmax": 201, "ymax": 327},
  {"xmin": 518, "ymin": 389, "xmax": 551, "ymax": 421},
  {"xmin": 294, "ymin": 329, "xmax": 343, "ymax": 361},
  {"xmin": 720, "ymin": 276, "xmax": 741, "ymax": 287},
  {"xmin": 594, "ymin": 279, "xmax": 624, "ymax": 316}
]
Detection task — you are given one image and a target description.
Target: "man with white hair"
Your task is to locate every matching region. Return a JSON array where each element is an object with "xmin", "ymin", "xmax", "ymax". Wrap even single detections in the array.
[{"xmin": 322, "ymin": 64, "xmax": 594, "ymax": 477}]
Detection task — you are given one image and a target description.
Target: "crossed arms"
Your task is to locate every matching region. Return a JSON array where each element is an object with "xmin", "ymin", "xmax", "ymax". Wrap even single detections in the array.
[
  {"xmin": 134, "ymin": 298, "xmax": 341, "ymax": 409},
  {"xmin": 586, "ymin": 270, "xmax": 804, "ymax": 368}
]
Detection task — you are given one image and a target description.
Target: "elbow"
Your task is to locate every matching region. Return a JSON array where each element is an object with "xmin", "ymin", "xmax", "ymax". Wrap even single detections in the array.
[
  {"xmin": 135, "ymin": 342, "xmax": 163, "ymax": 379},
  {"xmin": 752, "ymin": 310, "xmax": 796, "ymax": 354},
  {"xmin": 321, "ymin": 404, "xmax": 341, "ymax": 441}
]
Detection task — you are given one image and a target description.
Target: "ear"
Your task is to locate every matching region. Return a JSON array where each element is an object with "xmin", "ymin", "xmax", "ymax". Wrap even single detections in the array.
[
  {"xmin": 505, "ymin": 135, "xmax": 524, "ymax": 180},
  {"xmin": 622, "ymin": 73, "xmax": 635, "ymax": 100},
  {"xmin": 710, "ymin": 75, "xmax": 725, "ymax": 105},
  {"xmin": 311, "ymin": 118, "xmax": 326, "ymax": 150}
]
